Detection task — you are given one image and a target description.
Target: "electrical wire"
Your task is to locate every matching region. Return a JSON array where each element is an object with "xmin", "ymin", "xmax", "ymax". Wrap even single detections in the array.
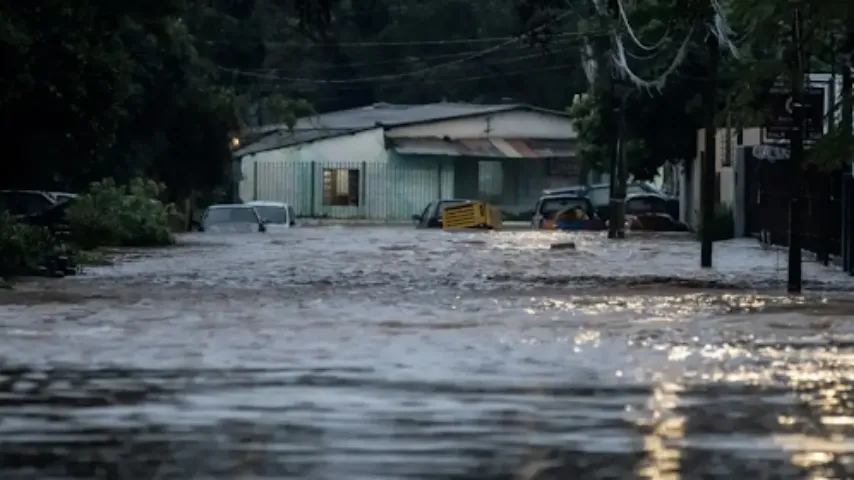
[
  {"xmin": 217, "ymin": 10, "xmax": 584, "ymax": 84},
  {"xmin": 236, "ymin": 37, "xmax": 583, "ymax": 72},
  {"xmin": 615, "ymin": 0, "xmax": 670, "ymax": 51},
  {"xmin": 200, "ymin": 30, "xmax": 590, "ymax": 48},
  {"xmin": 709, "ymin": 0, "xmax": 741, "ymax": 59},
  {"xmin": 253, "ymin": 63, "xmax": 578, "ymax": 97},
  {"xmin": 610, "ymin": 25, "xmax": 695, "ymax": 92},
  {"xmin": 221, "ymin": 47, "xmax": 581, "ymax": 85}
]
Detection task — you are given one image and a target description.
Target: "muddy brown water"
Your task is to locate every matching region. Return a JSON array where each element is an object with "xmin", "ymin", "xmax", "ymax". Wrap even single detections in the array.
[{"xmin": 1, "ymin": 228, "xmax": 854, "ymax": 479}]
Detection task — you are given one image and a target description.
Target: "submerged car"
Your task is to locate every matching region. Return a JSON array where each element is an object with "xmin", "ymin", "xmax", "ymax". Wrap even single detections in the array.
[
  {"xmin": 412, "ymin": 199, "xmax": 475, "ymax": 228},
  {"xmin": 532, "ymin": 194, "xmax": 605, "ymax": 230},
  {"xmin": 247, "ymin": 201, "xmax": 297, "ymax": 229},
  {"xmin": 200, "ymin": 204, "xmax": 267, "ymax": 233},
  {"xmin": 624, "ymin": 193, "xmax": 689, "ymax": 232},
  {"xmin": 544, "ymin": 182, "xmax": 679, "ymax": 220},
  {"xmin": 0, "ymin": 190, "xmax": 61, "ymax": 217}
]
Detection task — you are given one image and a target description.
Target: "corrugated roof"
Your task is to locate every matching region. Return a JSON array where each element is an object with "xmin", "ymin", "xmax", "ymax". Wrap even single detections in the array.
[
  {"xmin": 233, "ymin": 129, "xmax": 362, "ymax": 157},
  {"xmin": 251, "ymin": 102, "xmax": 567, "ymax": 133},
  {"xmin": 390, "ymin": 138, "xmax": 577, "ymax": 158},
  {"xmin": 236, "ymin": 102, "xmax": 571, "ymax": 157}
]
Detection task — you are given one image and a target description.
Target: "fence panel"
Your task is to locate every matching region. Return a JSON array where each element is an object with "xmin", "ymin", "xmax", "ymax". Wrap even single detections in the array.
[
  {"xmin": 747, "ymin": 156, "xmax": 842, "ymax": 259},
  {"xmin": 245, "ymin": 158, "xmax": 553, "ymax": 221}
]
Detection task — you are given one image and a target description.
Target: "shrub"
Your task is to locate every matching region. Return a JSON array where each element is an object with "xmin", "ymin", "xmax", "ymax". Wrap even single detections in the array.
[
  {"xmin": 0, "ymin": 213, "xmax": 63, "ymax": 278},
  {"xmin": 67, "ymin": 178, "xmax": 179, "ymax": 249},
  {"xmin": 696, "ymin": 203, "xmax": 735, "ymax": 242}
]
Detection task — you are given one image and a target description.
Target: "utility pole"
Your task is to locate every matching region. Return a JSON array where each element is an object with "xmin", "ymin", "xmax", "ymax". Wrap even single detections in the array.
[
  {"xmin": 607, "ymin": 0, "xmax": 622, "ymax": 238},
  {"xmin": 614, "ymin": 93, "xmax": 628, "ymax": 237},
  {"xmin": 842, "ymin": 49, "xmax": 853, "ymax": 273},
  {"xmin": 700, "ymin": 28, "xmax": 718, "ymax": 267},
  {"xmin": 606, "ymin": 79, "xmax": 619, "ymax": 239},
  {"xmin": 820, "ymin": 62, "xmax": 836, "ymax": 266},
  {"xmin": 787, "ymin": 7, "xmax": 805, "ymax": 293}
]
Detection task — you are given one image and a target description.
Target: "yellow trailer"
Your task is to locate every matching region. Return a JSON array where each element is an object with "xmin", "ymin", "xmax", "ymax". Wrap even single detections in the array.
[{"xmin": 441, "ymin": 201, "xmax": 503, "ymax": 230}]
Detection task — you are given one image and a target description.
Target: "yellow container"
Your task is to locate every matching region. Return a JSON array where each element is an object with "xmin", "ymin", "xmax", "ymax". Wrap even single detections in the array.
[{"xmin": 442, "ymin": 201, "xmax": 502, "ymax": 230}]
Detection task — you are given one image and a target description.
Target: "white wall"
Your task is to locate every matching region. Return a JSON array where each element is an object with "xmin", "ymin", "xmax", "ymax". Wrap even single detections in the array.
[
  {"xmin": 384, "ymin": 110, "xmax": 576, "ymax": 139},
  {"xmin": 238, "ymin": 128, "xmax": 386, "ymax": 203},
  {"xmin": 681, "ymin": 127, "xmax": 762, "ymax": 228}
]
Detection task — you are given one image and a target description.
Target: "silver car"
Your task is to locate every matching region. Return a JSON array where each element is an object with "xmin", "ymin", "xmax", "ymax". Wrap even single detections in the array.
[
  {"xmin": 247, "ymin": 201, "xmax": 297, "ymax": 230},
  {"xmin": 200, "ymin": 204, "xmax": 266, "ymax": 233}
]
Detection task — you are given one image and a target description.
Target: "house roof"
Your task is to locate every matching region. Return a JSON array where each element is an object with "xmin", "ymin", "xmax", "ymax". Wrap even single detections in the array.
[
  {"xmin": 233, "ymin": 128, "xmax": 363, "ymax": 157},
  {"xmin": 236, "ymin": 102, "xmax": 571, "ymax": 157},
  {"xmin": 389, "ymin": 137, "xmax": 577, "ymax": 158}
]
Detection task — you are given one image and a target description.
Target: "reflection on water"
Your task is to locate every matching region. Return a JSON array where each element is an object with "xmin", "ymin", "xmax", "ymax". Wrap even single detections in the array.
[{"xmin": 1, "ymin": 229, "xmax": 854, "ymax": 478}]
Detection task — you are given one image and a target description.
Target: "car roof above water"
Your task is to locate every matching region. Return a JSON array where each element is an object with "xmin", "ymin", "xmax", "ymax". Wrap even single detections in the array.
[
  {"xmin": 208, "ymin": 203, "xmax": 254, "ymax": 209},
  {"xmin": 247, "ymin": 200, "xmax": 290, "ymax": 207},
  {"xmin": 538, "ymin": 193, "xmax": 588, "ymax": 201}
]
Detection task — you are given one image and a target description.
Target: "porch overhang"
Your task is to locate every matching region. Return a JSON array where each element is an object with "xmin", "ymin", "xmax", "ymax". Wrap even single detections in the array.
[{"xmin": 389, "ymin": 137, "xmax": 576, "ymax": 158}]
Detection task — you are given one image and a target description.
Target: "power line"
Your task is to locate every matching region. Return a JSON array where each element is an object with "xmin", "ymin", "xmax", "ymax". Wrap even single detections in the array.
[
  {"xmin": 217, "ymin": 10, "xmax": 588, "ymax": 84},
  {"xmin": 252, "ymin": 64, "xmax": 578, "ymax": 99},
  {"xmin": 268, "ymin": 63, "xmax": 577, "ymax": 91},
  {"xmin": 239, "ymin": 37, "xmax": 583, "ymax": 72},
  {"xmin": 225, "ymin": 48, "xmax": 581, "ymax": 85},
  {"xmin": 199, "ymin": 30, "xmax": 593, "ymax": 48},
  {"xmin": 615, "ymin": 0, "xmax": 670, "ymax": 51}
]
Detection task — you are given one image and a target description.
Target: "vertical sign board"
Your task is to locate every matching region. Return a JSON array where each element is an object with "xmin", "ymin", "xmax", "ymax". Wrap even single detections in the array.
[{"xmin": 764, "ymin": 83, "xmax": 825, "ymax": 144}]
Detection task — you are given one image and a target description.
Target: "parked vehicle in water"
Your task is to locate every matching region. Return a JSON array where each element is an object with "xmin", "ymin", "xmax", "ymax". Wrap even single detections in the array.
[
  {"xmin": 50, "ymin": 192, "xmax": 78, "ymax": 204},
  {"xmin": 412, "ymin": 199, "xmax": 476, "ymax": 228},
  {"xmin": 532, "ymin": 194, "xmax": 605, "ymax": 230},
  {"xmin": 200, "ymin": 204, "xmax": 267, "ymax": 233},
  {"xmin": 0, "ymin": 190, "xmax": 60, "ymax": 217},
  {"xmin": 441, "ymin": 201, "xmax": 503, "ymax": 230},
  {"xmin": 20, "ymin": 196, "xmax": 77, "ymax": 234},
  {"xmin": 247, "ymin": 201, "xmax": 297, "ymax": 229},
  {"xmin": 0, "ymin": 190, "xmax": 80, "ymax": 220},
  {"xmin": 623, "ymin": 193, "xmax": 689, "ymax": 232},
  {"xmin": 544, "ymin": 182, "xmax": 679, "ymax": 220}
]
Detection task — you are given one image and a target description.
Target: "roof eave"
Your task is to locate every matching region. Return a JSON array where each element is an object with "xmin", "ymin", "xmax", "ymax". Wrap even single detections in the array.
[{"xmin": 232, "ymin": 126, "xmax": 378, "ymax": 158}]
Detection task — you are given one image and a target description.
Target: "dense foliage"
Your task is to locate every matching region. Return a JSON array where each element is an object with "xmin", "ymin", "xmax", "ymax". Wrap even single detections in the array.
[
  {"xmin": 0, "ymin": 214, "xmax": 63, "ymax": 278},
  {"xmin": 2, "ymin": 0, "xmax": 854, "ymax": 275},
  {"xmin": 67, "ymin": 179, "xmax": 178, "ymax": 249}
]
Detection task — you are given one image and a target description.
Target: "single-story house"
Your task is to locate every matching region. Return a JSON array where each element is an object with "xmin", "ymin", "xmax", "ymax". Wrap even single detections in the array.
[{"xmin": 232, "ymin": 102, "xmax": 584, "ymax": 220}]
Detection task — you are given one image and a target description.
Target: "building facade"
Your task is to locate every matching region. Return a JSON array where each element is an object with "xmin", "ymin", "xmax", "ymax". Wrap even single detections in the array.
[{"xmin": 234, "ymin": 102, "xmax": 582, "ymax": 220}]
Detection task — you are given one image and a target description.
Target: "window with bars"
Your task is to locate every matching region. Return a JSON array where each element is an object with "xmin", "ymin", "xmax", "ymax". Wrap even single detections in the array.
[{"xmin": 322, "ymin": 168, "xmax": 360, "ymax": 206}]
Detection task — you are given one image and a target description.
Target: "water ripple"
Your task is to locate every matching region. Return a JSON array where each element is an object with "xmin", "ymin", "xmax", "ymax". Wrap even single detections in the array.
[{"xmin": 0, "ymin": 227, "xmax": 852, "ymax": 478}]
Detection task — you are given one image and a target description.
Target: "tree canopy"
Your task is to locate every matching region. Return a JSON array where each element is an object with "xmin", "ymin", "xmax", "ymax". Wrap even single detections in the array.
[{"xmin": 2, "ymin": 0, "xmax": 854, "ymax": 192}]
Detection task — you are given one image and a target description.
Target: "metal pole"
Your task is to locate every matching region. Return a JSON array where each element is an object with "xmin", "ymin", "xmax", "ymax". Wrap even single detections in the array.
[
  {"xmin": 820, "ymin": 67, "xmax": 836, "ymax": 266},
  {"xmin": 614, "ymin": 93, "xmax": 628, "ymax": 238},
  {"xmin": 842, "ymin": 58, "xmax": 853, "ymax": 273},
  {"xmin": 606, "ymin": 0, "xmax": 620, "ymax": 239},
  {"xmin": 700, "ymin": 33, "xmax": 719, "ymax": 267},
  {"xmin": 787, "ymin": 8, "xmax": 804, "ymax": 293},
  {"xmin": 607, "ymin": 83, "xmax": 619, "ymax": 238}
]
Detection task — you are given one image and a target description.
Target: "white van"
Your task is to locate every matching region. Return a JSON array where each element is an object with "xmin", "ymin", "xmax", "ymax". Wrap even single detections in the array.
[{"xmin": 247, "ymin": 201, "xmax": 297, "ymax": 229}]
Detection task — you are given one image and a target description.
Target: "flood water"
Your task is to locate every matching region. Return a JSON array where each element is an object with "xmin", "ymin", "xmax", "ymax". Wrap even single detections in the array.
[{"xmin": 2, "ymin": 227, "xmax": 854, "ymax": 479}]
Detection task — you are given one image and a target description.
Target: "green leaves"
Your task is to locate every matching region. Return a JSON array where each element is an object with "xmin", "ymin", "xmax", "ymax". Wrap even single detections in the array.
[{"xmin": 65, "ymin": 178, "xmax": 178, "ymax": 249}]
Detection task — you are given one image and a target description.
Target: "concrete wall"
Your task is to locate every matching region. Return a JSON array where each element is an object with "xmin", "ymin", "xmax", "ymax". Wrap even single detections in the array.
[{"xmin": 681, "ymin": 127, "xmax": 762, "ymax": 228}]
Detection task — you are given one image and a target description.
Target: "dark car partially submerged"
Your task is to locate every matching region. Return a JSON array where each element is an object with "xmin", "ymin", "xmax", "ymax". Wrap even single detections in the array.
[
  {"xmin": 624, "ymin": 193, "xmax": 688, "ymax": 232},
  {"xmin": 200, "ymin": 204, "xmax": 267, "ymax": 233},
  {"xmin": 412, "ymin": 199, "xmax": 475, "ymax": 228},
  {"xmin": 544, "ymin": 182, "xmax": 679, "ymax": 221},
  {"xmin": 532, "ymin": 194, "xmax": 605, "ymax": 230}
]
